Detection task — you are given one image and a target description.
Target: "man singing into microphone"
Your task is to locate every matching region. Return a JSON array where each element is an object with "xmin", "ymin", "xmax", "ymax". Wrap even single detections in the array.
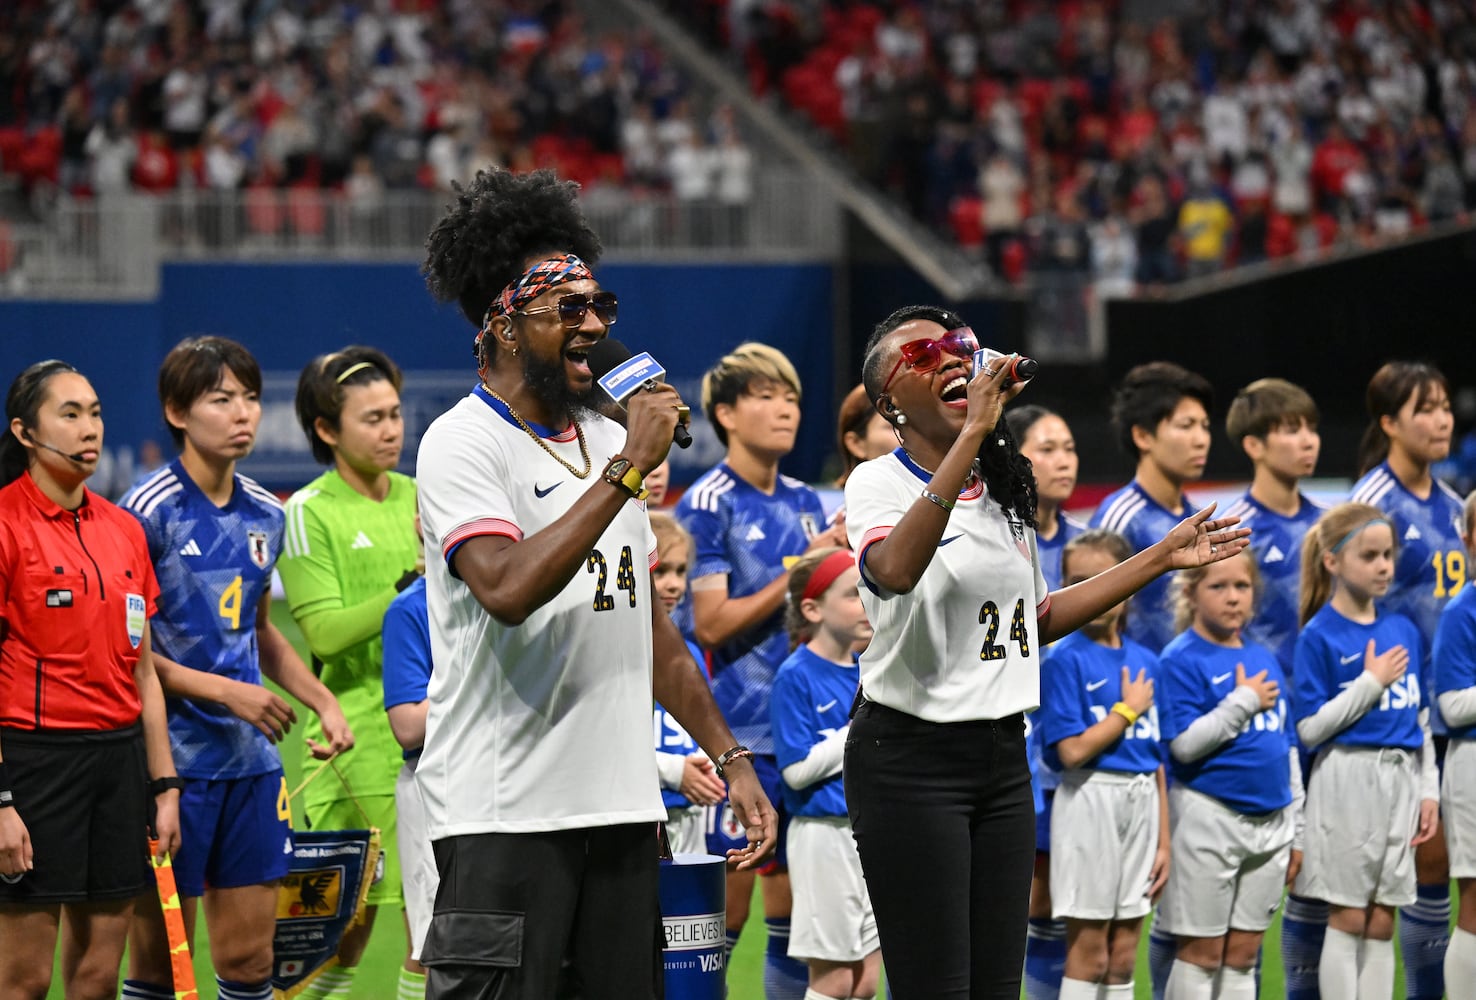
[{"xmin": 416, "ymin": 168, "xmax": 777, "ymax": 1000}]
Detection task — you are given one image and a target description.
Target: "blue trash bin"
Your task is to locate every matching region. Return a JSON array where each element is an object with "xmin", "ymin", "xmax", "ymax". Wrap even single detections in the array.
[{"xmin": 658, "ymin": 852, "xmax": 727, "ymax": 999}]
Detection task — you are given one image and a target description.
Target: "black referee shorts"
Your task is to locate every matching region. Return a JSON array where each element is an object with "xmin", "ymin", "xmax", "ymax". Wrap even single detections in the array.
[
  {"xmin": 0, "ymin": 723, "xmax": 152, "ymax": 904},
  {"xmin": 422, "ymin": 823, "xmax": 664, "ymax": 1000}
]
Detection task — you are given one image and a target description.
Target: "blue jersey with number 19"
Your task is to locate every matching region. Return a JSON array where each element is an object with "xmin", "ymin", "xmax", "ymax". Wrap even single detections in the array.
[
  {"xmin": 677, "ymin": 463, "xmax": 826, "ymax": 754},
  {"xmin": 121, "ymin": 460, "xmax": 284, "ymax": 780},
  {"xmin": 1351, "ymin": 463, "xmax": 1467, "ymax": 648}
]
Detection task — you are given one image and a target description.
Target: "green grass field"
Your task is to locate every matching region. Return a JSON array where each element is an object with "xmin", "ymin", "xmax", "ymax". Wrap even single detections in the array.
[{"xmin": 47, "ymin": 601, "xmax": 1422, "ymax": 998}]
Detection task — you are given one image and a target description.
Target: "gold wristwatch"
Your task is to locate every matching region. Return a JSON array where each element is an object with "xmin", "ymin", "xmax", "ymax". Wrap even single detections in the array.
[{"xmin": 602, "ymin": 455, "xmax": 649, "ymax": 501}]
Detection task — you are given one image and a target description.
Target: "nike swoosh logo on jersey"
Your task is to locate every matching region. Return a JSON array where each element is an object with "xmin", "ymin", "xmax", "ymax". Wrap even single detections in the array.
[
  {"xmin": 1341, "ymin": 653, "xmax": 1362, "ymax": 665},
  {"xmin": 939, "ymin": 534, "xmax": 963, "ymax": 545},
  {"xmin": 1212, "ymin": 672, "xmax": 1232, "ymax": 685},
  {"xmin": 534, "ymin": 482, "xmax": 561, "ymax": 498},
  {"xmin": 1086, "ymin": 679, "xmax": 1108, "ymax": 692},
  {"xmin": 816, "ymin": 699, "xmax": 837, "ymax": 713}
]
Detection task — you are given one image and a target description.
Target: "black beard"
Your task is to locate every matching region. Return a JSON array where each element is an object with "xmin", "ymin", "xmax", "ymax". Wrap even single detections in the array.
[{"xmin": 522, "ymin": 348, "xmax": 597, "ymax": 423}]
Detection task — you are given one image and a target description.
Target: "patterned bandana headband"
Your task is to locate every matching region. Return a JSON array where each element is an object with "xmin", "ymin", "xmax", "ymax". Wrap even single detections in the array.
[{"xmin": 475, "ymin": 253, "xmax": 594, "ymax": 358}]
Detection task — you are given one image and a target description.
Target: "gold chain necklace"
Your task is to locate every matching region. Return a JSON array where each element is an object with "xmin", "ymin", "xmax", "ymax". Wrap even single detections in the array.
[{"xmin": 483, "ymin": 386, "xmax": 591, "ymax": 479}]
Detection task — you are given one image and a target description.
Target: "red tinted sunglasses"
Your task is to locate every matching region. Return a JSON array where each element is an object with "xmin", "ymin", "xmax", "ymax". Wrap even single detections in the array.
[{"xmin": 880, "ymin": 327, "xmax": 979, "ymax": 394}]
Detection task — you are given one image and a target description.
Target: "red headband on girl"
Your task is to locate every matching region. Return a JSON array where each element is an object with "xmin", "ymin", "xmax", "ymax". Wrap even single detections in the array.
[{"xmin": 802, "ymin": 550, "xmax": 857, "ymax": 603}]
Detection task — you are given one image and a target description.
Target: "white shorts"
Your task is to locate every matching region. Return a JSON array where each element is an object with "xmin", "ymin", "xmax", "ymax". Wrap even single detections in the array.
[
  {"xmin": 1443, "ymin": 739, "xmax": 1476, "ymax": 878},
  {"xmin": 1295, "ymin": 744, "xmax": 1419, "ymax": 908},
  {"xmin": 1050, "ymin": 769, "xmax": 1159, "ymax": 922},
  {"xmin": 395, "ymin": 757, "xmax": 440, "ymax": 961},
  {"xmin": 786, "ymin": 816, "xmax": 878, "ymax": 963},
  {"xmin": 1156, "ymin": 783, "xmax": 1293, "ymax": 937},
  {"xmin": 665, "ymin": 805, "xmax": 707, "ymax": 856}
]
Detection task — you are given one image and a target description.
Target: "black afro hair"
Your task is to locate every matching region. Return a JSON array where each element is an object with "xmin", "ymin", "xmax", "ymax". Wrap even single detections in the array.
[{"xmin": 422, "ymin": 168, "xmax": 604, "ymax": 327}]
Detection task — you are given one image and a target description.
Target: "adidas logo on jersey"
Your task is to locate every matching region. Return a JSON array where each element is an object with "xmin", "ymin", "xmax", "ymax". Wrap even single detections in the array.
[
  {"xmin": 1405, "ymin": 524, "xmax": 1422, "ymax": 541},
  {"xmin": 179, "ymin": 539, "xmax": 202, "ymax": 557},
  {"xmin": 1265, "ymin": 545, "xmax": 1285, "ymax": 563},
  {"xmin": 745, "ymin": 525, "xmax": 766, "ymax": 542},
  {"xmin": 351, "ymin": 531, "xmax": 375, "ymax": 549}
]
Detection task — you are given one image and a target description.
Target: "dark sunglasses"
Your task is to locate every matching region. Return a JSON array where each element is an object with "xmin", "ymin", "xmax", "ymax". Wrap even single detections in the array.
[
  {"xmin": 880, "ymin": 327, "xmax": 979, "ymax": 394},
  {"xmin": 515, "ymin": 291, "xmax": 618, "ymax": 328}
]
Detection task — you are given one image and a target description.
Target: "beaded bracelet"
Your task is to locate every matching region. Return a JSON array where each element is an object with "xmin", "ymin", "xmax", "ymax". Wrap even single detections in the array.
[{"xmin": 920, "ymin": 489, "xmax": 955, "ymax": 512}]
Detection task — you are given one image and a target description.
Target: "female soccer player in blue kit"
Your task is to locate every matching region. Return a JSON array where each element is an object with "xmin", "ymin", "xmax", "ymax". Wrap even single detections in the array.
[
  {"xmin": 1351, "ymin": 361, "xmax": 1465, "ymax": 1000},
  {"xmin": 121, "ymin": 338, "xmax": 353, "ymax": 1000}
]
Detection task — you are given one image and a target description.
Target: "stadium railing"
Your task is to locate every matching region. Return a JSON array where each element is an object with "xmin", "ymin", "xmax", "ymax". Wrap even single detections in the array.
[{"xmin": 0, "ymin": 169, "xmax": 842, "ymax": 300}]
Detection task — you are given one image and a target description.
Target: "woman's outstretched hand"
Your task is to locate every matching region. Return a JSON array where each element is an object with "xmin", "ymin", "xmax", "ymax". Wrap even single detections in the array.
[{"xmin": 1160, "ymin": 503, "xmax": 1251, "ymax": 570}]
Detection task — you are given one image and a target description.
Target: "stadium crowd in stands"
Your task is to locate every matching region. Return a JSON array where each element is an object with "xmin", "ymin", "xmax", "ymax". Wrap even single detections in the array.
[
  {"xmin": 676, "ymin": 0, "xmax": 1476, "ymax": 284},
  {"xmin": 0, "ymin": 1, "xmax": 754, "ymax": 225},
  {"xmin": 3, "ymin": 0, "xmax": 1476, "ymax": 282}
]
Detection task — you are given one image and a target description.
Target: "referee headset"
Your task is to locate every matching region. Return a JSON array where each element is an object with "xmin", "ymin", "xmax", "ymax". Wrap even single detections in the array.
[{"xmin": 12, "ymin": 361, "xmax": 93, "ymax": 465}]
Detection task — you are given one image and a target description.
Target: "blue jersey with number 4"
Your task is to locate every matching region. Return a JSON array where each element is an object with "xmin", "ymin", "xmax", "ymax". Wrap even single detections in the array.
[
  {"xmin": 1293, "ymin": 604, "xmax": 1426, "ymax": 751},
  {"xmin": 122, "ymin": 460, "xmax": 284, "ymax": 780},
  {"xmin": 1039, "ymin": 631, "xmax": 1163, "ymax": 774},
  {"xmin": 1159, "ymin": 630, "xmax": 1292, "ymax": 814},
  {"xmin": 771, "ymin": 646, "xmax": 857, "ymax": 818},
  {"xmin": 1090, "ymin": 481, "xmax": 1197, "ymax": 652}
]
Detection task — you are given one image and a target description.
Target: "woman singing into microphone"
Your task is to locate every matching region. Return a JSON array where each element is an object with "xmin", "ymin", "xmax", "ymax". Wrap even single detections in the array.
[{"xmin": 843, "ymin": 305, "xmax": 1248, "ymax": 999}]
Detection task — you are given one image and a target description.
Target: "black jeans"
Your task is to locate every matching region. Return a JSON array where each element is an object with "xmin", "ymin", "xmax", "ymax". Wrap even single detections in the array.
[{"xmin": 845, "ymin": 701, "xmax": 1035, "ymax": 1000}]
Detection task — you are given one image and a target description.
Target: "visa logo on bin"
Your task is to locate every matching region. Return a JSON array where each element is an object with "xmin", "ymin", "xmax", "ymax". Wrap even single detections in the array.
[{"xmin": 663, "ymin": 910, "xmax": 725, "ymax": 951}]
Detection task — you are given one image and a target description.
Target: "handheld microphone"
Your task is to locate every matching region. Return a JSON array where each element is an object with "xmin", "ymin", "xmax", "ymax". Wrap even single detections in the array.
[
  {"xmin": 973, "ymin": 348, "xmax": 1039, "ymax": 385},
  {"xmin": 587, "ymin": 339, "xmax": 694, "ymax": 449}
]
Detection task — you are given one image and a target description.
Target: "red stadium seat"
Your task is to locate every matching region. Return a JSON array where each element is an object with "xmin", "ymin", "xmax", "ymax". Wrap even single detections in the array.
[
  {"xmin": 0, "ymin": 128, "xmax": 25, "ymax": 172},
  {"xmin": 287, "ymin": 185, "xmax": 326, "ymax": 237},
  {"xmin": 245, "ymin": 186, "xmax": 284, "ymax": 236},
  {"xmin": 949, "ymin": 195, "xmax": 985, "ymax": 251}
]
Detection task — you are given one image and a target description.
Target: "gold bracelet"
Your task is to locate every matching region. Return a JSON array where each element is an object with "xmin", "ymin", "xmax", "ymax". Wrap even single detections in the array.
[{"xmin": 1110, "ymin": 702, "xmax": 1140, "ymax": 726}]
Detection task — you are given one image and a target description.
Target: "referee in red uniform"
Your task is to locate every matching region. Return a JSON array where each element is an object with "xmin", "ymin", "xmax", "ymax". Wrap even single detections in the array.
[{"xmin": 0, "ymin": 360, "xmax": 182, "ymax": 1000}]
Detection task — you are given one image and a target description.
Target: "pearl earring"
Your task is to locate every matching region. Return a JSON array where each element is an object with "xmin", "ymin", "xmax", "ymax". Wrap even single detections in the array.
[{"xmin": 895, "ymin": 412, "xmax": 907, "ymax": 426}]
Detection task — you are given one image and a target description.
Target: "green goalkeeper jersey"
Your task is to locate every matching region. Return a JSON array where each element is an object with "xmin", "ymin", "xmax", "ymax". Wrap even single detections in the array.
[{"xmin": 279, "ymin": 469, "xmax": 419, "ymax": 811}]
